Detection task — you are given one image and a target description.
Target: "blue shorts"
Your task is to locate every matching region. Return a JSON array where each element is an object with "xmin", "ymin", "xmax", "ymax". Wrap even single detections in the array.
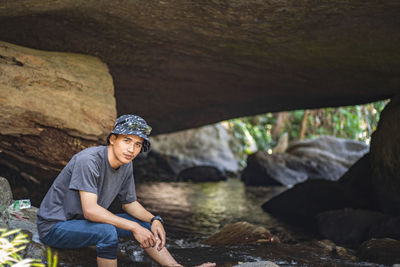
[{"xmin": 40, "ymin": 213, "xmax": 151, "ymax": 259}]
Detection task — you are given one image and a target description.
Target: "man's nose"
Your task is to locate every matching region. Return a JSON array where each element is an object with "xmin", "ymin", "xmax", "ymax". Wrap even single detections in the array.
[{"xmin": 127, "ymin": 145, "xmax": 135, "ymax": 152}]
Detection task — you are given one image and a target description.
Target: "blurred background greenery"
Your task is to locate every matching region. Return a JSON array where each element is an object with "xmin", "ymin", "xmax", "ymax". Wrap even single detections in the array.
[{"xmin": 226, "ymin": 100, "xmax": 388, "ymax": 167}]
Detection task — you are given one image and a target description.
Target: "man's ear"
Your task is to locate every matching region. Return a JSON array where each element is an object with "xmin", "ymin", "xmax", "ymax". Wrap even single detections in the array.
[{"xmin": 109, "ymin": 134, "xmax": 117, "ymax": 145}]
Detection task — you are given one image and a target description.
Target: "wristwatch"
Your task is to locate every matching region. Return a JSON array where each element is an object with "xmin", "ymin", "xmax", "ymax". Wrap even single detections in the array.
[{"xmin": 150, "ymin": 215, "xmax": 164, "ymax": 225}]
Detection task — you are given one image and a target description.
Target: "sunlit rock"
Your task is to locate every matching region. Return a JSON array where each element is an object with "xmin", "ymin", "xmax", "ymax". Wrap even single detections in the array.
[
  {"xmin": 0, "ymin": 41, "xmax": 116, "ymax": 178},
  {"xmin": 202, "ymin": 221, "xmax": 279, "ymax": 246}
]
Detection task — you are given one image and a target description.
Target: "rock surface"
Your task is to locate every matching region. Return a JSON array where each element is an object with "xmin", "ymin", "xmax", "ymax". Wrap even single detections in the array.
[
  {"xmin": 0, "ymin": 41, "xmax": 116, "ymax": 178},
  {"xmin": 177, "ymin": 166, "xmax": 227, "ymax": 182},
  {"xmin": 262, "ymin": 180, "xmax": 370, "ymax": 229},
  {"xmin": 0, "ymin": 176, "xmax": 13, "ymax": 207},
  {"xmin": 316, "ymin": 209, "xmax": 390, "ymax": 245},
  {"xmin": 338, "ymin": 153, "xmax": 378, "ymax": 210},
  {"xmin": 202, "ymin": 221, "xmax": 279, "ymax": 246},
  {"xmin": 0, "ymin": 1, "xmax": 398, "ymax": 134},
  {"xmin": 370, "ymin": 95, "xmax": 400, "ymax": 216},
  {"xmin": 357, "ymin": 238, "xmax": 400, "ymax": 266},
  {"xmin": 242, "ymin": 136, "xmax": 368, "ymax": 187},
  {"xmin": 150, "ymin": 123, "xmax": 240, "ymax": 174}
]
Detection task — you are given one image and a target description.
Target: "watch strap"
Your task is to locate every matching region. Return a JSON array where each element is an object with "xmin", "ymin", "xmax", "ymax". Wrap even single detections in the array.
[{"xmin": 150, "ymin": 215, "xmax": 164, "ymax": 225}]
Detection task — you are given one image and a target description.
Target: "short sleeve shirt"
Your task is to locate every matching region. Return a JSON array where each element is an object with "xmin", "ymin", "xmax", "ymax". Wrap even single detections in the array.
[{"xmin": 36, "ymin": 146, "xmax": 137, "ymax": 239}]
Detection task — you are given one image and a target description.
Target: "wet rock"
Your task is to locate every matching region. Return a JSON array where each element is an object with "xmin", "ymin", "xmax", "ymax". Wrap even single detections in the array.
[
  {"xmin": 202, "ymin": 221, "xmax": 280, "ymax": 246},
  {"xmin": 357, "ymin": 238, "xmax": 400, "ymax": 266},
  {"xmin": 0, "ymin": 41, "xmax": 115, "ymax": 179},
  {"xmin": 177, "ymin": 166, "xmax": 227, "ymax": 182},
  {"xmin": 316, "ymin": 209, "xmax": 390, "ymax": 245},
  {"xmin": 313, "ymin": 240, "xmax": 352, "ymax": 260},
  {"xmin": 370, "ymin": 95, "xmax": 400, "ymax": 216},
  {"xmin": 262, "ymin": 180, "xmax": 370, "ymax": 229},
  {"xmin": 233, "ymin": 261, "xmax": 280, "ymax": 267},
  {"xmin": 242, "ymin": 136, "xmax": 368, "ymax": 187},
  {"xmin": 150, "ymin": 123, "xmax": 240, "ymax": 174}
]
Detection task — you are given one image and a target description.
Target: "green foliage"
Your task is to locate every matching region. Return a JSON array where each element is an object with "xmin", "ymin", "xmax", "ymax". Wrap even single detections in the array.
[
  {"xmin": 0, "ymin": 228, "xmax": 44, "ymax": 267},
  {"xmin": 46, "ymin": 247, "xmax": 57, "ymax": 267},
  {"xmin": 227, "ymin": 100, "xmax": 388, "ymax": 166}
]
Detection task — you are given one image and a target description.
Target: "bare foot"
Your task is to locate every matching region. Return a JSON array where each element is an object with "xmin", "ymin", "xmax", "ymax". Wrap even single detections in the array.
[{"xmin": 195, "ymin": 263, "xmax": 216, "ymax": 267}]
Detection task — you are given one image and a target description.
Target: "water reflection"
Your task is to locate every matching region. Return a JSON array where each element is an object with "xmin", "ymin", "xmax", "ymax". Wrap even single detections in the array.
[
  {"xmin": 128, "ymin": 179, "xmax": 387, "ymax": 266},
  {"xmin": 136, "ymin": 178, "xmax": 286, "ymax": 237}
]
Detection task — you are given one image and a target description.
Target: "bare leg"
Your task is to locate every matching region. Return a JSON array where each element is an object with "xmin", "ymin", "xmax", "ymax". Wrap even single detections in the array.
[
  {"xmin": 144, "ymin": 240, "xmax": 216, "ymax": 267},
  {"xmin": 97, "ymin": 257, "xmax": 117, "ymax": 267},
  {"xmin": 144, "ymin": 239, "xmax": 181, "ymax": 266}
]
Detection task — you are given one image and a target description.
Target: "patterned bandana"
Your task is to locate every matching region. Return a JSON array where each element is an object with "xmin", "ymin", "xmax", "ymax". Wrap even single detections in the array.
[{"xmin": 107, "ymin": 114, "xmax": 151, "ymax": 152}]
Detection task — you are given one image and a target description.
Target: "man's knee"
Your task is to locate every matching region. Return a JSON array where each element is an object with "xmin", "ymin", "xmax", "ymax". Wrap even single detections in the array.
[{"xmin": 96, "ymin": 224, "xmax": 119, "ymax": 259}]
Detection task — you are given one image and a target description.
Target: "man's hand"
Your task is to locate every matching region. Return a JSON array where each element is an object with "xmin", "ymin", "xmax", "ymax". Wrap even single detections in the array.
[
  {"xmin": 133, "ymin": 225, "xmax": 157, "ymax": 249},
  {"xmin": 151, "ymin": 220, "xmax": 166, "ymax": 251}
]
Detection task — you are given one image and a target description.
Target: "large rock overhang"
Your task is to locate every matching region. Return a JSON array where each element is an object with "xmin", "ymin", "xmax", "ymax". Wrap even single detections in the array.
[{"xmin": 0, "ymin": 0, "xmax": 399, "ymax": 134}]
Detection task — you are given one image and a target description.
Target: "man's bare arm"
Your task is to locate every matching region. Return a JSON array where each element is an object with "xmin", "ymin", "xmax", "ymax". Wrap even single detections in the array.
[
  {"xmin": 121, "ymin": 201, "xmax": 154, "ymax": 222},
  {"xmin": 123, "ymin": 201, "xmax": 166, "ymax": 251},
  {"xmin": 79, "ymin": 191, "xmax": 156, "ymax": 248}
]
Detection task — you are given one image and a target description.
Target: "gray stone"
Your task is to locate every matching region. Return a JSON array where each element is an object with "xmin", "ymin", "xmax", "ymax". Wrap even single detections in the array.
[
  {"xmin": 0, "ymin": 176, "xmax": 13, "ymax": 207},
  {"xmin": 150, "ymin": 123, "xmax": 240, "ymax": 174},
  {"xmin": 242, "ymin": 136, "xmax": 368, "ymax": 187}
]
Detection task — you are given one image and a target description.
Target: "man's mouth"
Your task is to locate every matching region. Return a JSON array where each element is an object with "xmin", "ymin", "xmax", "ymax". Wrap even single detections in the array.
[{"xmin": 124, "ymin": 154, "xmax": 133, "ymax": 160}]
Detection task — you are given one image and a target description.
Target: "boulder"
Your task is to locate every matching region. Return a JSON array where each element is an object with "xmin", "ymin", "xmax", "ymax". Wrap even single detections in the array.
[
  {"xmin": 0, "ymin": 176, "xmax": 13, "ymax": 207},
  {"xmin": 369, "ymin": 216, "xmax": 400, "ymax": 241},
  {"xmin": 202, "ymin": 221, "xmax": 280, "ymax": 246},
  {"xmin": 177, "ymin": 166, "xmax": 227, "ymax": 182},
  {"xmin": 242, "ymin": 136, "xmax": 368, "ymax": 187},
  {"xmin": 287, "ymin": 136, "xmax": 369, "ymax": 169},
  {"xmin": 338, "ymin": 153, "xmax": 378, "ymax": 210},
  {"xmin": 0, "ymin": 41, "xmax": 116, "ymax": 179},
  {"xmin": 316, "ymin": 209, "xmax": 390, "ymax": 245},
  {"xmin": 0, "ymin": 1, "xmax": 398, "ymax": 135},
  {"xmin": 150, "ymin": 123, "xmax": 240, "ymax": 174},
  {"xmin": 133, "ymin": 151, "xmax": 178, "ymax": 183},
  {"xmin": 262, "ymin": 180, "xmax": 370, "ymax": 229},
  {"xmin": 370, "ymin": 95, "xmax": 400, "ymax": 215},
  {"xmin": 241, "ymin": 152, "xmax": 308, "ymax": 187},
  {"xmin": 357, "ymin": 238, "xmax": 400, "ymax": 266}
]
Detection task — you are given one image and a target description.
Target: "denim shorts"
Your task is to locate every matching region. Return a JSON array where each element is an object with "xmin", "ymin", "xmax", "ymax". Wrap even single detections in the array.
[{"xmin": 40, "ymin": 213, "xmax": 151, "ymax": 259}]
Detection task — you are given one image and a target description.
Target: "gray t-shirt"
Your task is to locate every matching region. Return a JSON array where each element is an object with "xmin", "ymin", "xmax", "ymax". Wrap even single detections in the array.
[{"xmin": 37, "ymin": 146, "xmax": 137, "ymax": 239}]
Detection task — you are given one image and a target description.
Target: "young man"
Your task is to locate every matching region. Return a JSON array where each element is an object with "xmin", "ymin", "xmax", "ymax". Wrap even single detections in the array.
[{"xmin": 37, "ymin": 114, "xmax": 215, "ymax": 267}]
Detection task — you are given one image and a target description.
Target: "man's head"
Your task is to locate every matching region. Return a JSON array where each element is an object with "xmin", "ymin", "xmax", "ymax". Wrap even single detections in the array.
[{"xmin": 107, "ymin": 114, "xmax": 151, "ymax": 153}]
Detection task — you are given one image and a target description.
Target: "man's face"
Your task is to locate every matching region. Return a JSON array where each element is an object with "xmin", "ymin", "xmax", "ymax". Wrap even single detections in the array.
[{"xmin": 109, "ymin": 134, "xmax": 143, "ymax": 167}]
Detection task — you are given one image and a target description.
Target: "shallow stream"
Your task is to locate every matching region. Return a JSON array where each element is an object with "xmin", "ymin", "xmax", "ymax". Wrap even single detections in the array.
[{"xmin": 116, "ymin": 178, "xmax": 387, "ymax": 267}]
